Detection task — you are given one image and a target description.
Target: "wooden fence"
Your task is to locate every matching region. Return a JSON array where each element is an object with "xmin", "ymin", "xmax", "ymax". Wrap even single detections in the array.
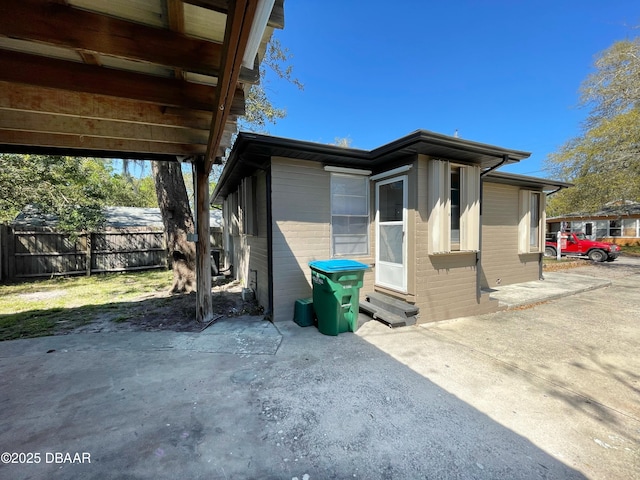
[{"xmin": 0, "ymin": 225, "xmax": 223, "ymax": 282}]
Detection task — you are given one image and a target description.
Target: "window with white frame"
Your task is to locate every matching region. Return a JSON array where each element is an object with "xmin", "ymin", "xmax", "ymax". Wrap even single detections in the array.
[
  {"xmin": 609, "ymin": 219, "xmax": 622, "ymax": 237},
  {"xmin": 331, "ymin": 173, "xmax": 369, "ymax": 256},
  {"xmin": 519, "ymin": 190, "xmax": 545, "ymax": 253},
  {"xmin": 594, "ymin": 218, "xmax": 639, "ymax": 237},
  {"xmin": 427, "ymin": 160, "xmax": 480, "ymax": 254},
  {"xmin": 623, "ymin": 218, "xmax": 639, "ymax": 237}
]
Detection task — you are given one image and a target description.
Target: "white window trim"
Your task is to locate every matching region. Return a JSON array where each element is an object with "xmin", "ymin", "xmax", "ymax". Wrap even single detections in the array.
[
  {"xmin": 324, "ymin": 166, "xmax": 371, "ymax": 175},
  {"xmin": 427, "ymin": 160, "xmax": 480, "ymax": 254},
  {"xmin": 370, "ymin": 164, "xmax": 412, "ymax": 181},
  {"xmin": 518, "ymin": 190, "xmax": 545, "ymax": 253},
  {"xmin": 330, "ymin": 173, "xmax": 370, "ymax": 257}
]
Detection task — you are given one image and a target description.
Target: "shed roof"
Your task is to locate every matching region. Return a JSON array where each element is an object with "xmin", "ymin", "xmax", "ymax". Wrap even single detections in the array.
[{"xmin": 12, "ymin": 206, "xmax": 222, "ymax": 229}]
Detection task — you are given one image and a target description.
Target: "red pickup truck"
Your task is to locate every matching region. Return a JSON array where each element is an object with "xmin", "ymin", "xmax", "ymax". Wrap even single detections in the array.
[{"xmin": 545, "ymin": 232, "xmax": 621, "ymax": 262}]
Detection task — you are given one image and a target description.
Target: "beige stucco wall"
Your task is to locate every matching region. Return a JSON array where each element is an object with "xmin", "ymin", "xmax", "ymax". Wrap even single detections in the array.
[
  {"xmin": 407, "ymin": 156, "xmax": 497, "ymax": 323},
  {"xmin": 480, "ymin": 181, "xmax": 541, "ymax": 289},
  {"xmin": 270, "ymin": 157, "xmax": 374, "ymax": 322}
]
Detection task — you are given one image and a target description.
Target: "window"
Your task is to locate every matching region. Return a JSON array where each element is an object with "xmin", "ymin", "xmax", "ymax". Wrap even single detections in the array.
[
  {"xmin": 450, "ymin": 167, "xmax": 461, "ymax": 247},
  {"xmin": 585, "ymin": 222, "xmax": 593, "ymax": 236},
  {"xmin": 240, "ymin": 176, "xmax": 257, "ymax": 235},
  {"xmin": 623, "ymin": 218, "xmax": 638, "ymax": 237},
  {"xmin": 530, "ymin": 192, "xmax": 540, "ymax": 249},
  {"xmin": 331, "ymin": 173, "xmax": 369, "ymax": 255},
  {"xmin": 519, "ymin": 190, "xmax": 545, "ymax": 253},
  {"xmin": 609, "ymin": 219, "xmax": 622, "ymax": 237},
  {"xmin": 427, "ymin": 160, "xmax": 480, "ymax": 254}
]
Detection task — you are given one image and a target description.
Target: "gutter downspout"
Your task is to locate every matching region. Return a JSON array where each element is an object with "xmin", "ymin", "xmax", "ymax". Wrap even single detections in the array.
[
  {"xmin": 480, "ymin": 154, "xmax": 510, "ymax": 177},
  {"xmin": 477, "ymin": 176, "xmax": 484, "ymax": 305}
]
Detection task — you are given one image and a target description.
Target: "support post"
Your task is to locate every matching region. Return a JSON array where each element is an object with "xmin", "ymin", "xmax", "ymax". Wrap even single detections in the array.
[{"xmin": 195, "ymin": 159, "xmax": 213, "ymax": 323}]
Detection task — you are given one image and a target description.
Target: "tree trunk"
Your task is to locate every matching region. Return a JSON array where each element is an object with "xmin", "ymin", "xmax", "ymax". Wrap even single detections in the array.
[{"xmin": 152, "ymin": 161, "xmax": 196, "ymax": 293}]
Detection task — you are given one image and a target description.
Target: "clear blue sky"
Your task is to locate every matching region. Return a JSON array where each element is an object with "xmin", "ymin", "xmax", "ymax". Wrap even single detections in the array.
[{"xmin": 260, "ymin": 0, "xmax": 638, "ymax": 178}]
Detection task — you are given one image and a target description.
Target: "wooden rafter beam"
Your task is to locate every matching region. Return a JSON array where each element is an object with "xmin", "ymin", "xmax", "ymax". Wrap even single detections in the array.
[
  {"xmin": 0, "ymin": 49, "xmax": 246, "ymax": 113},
  {"xmin": 0, "ymin": 81, "xmax": 214, "ymax": 130},
  {"xmin": 0, "ymin": 109, "xmax": 210, "ymax": 145},
  {"xmin": 166, "ymin": 0, "xmax": 186, "ymax": 80},
  {"xmin": 0, "ymin": 130, "xmax": 207, "ymax": 156},
  {"xmin": 205, "ymin": 0, "xmax": 257, "ymax": 170},
  {"xmin": 0, "ymin": 0, "xmax": 233, "ymax": 79}
]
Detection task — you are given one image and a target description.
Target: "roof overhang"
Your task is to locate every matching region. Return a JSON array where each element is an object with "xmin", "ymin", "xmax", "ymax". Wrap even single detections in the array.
[
  {"xmin": 213, "ymin": 130, "xmax": 533, "ymax": 202},
  {"xmin": 483, "ymin": 171, "xmax": 573, "ymax": 193}
]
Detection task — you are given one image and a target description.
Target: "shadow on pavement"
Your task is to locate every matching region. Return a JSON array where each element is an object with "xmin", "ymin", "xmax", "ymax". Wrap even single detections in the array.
[{"xmin": 0, "ymin": 317, "xmax": 587, "ymax": 480}]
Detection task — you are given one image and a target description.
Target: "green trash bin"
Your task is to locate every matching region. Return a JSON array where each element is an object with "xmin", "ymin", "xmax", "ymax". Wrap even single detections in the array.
[{"xmin": 309, "ymin": 259, "xmax": 369, "ymax": 336}]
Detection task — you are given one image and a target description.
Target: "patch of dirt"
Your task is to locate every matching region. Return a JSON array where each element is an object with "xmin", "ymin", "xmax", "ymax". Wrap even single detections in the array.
[
  {"xmin": 18, "ymin": 290, "xmax": 68, "ymax": 301},
  {"xmin": 58, "ymin": 279, "xmax": 263, "ymax": 335},
  {"xmin": 542, "ymin": 259, "xmax": 590, "ymax": 272}
]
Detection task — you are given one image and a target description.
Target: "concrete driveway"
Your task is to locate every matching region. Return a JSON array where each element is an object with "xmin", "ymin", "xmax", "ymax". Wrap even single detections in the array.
[{"xmin": 0, "ymin": 258, "xmax": 638, "ymax": 479}]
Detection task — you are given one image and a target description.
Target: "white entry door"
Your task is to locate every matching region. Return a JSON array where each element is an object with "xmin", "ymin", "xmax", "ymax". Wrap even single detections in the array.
[{"xmin": 375, "ymin": 175, "xmax": 407, "ymax": 292}]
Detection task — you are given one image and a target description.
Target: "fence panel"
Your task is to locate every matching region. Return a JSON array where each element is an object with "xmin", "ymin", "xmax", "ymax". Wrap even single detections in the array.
[
  {"xmin": 3, "ymin": 227, "xmax": 166, "ymax": 280},
  {"xmin": 92, "ymin": 230, "xmax": 167, "ymax": 273},
  {"xmin": 2, "ymin": 226, "xmax": 223, "ymax": 281},
  {"xmin": 12, "ymin": 230, "xmax": 87, "ymax": 278}
]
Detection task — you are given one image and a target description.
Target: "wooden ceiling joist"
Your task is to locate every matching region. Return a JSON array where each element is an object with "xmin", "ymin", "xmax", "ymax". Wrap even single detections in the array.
[
  {"xmin": 0, "ymin": 0, "xmax": 263, "ymax": 83},
  {"xmin": 0, "ymin": 49, "xmax": 247, "ymax": 114},
  {"xmin": 0, "ymin": 82, "xmax": 214, "ymax": 131},
  {"xmin": 0, "ymin": 130, "xmax": 207, "ymax": 156},
  {"xmin": 0, "ymin": 110, "xmax": 210, "ymax": 146}
]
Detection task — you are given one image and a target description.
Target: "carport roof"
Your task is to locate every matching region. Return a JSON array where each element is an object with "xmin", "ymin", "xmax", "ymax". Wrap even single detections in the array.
[
  {"xmin": 0, "ymin": 0, "xmax": 282, "ymax": 167},
  {"xmin": 213, "ymin": 130, "xmax": 534, "ymax": 201}
]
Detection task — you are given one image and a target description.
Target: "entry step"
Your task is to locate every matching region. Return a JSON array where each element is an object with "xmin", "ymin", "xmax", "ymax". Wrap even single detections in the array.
[
  {"xmin": 360, "ymin": 292, "xmax": 419, "ymax": 328},
  {"xmin": 366, "ymin": 292, "xmax": 419, "ymax": 317}
]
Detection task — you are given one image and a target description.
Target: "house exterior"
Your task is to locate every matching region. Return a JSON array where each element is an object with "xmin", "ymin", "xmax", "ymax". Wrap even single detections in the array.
[
  {"xmin": 212, "ymin": 130, "xmax": 570, "ymax": 324},
  {"xmin": 547, "ymin": 202, "xmax": 640, "ymax": 245}
]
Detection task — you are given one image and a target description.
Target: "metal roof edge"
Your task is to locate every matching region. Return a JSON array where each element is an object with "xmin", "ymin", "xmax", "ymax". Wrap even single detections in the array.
[
  {"xmin": 370, "ymin": 129, "xmax": 532, "ymax": 161},
  {"xmin": 212, "ymin": 130, "xmax": 539, "ymax": 203},
  {"xmin": 484, "ymin": 171, "xmax": 573, "ymax": 191}
]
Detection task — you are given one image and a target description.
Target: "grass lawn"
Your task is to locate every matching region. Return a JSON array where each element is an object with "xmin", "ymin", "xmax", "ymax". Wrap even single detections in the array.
[
  {"xmin": 621, "ymin": 245, "xmax": 640, "ymax": 256},
  {"xmin": 0, "ymin": 270, "xmax": 173, "ymax": 341}
]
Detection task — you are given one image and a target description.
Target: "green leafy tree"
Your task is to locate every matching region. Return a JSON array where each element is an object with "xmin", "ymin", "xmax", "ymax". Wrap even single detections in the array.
[
  {"xmin": 546, "ymin": 37, "xmax": 640, "ymax": 216},
  {"xmin": 154, "ymin": 37, "xmax": 302, "ymax": 293},
  {"xmin": 0, "ymin": 154, "xmax": 157, "ymax": 231},
  {"xmin": 239, "ymin": 38, "xmax": 304, "ymax": 132}
]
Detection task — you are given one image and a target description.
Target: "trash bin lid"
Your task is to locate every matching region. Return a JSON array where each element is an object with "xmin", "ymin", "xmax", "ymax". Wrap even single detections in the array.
[{"xmin": 309, "ymin": 259, "xmax": 369, "ymax": 273}]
